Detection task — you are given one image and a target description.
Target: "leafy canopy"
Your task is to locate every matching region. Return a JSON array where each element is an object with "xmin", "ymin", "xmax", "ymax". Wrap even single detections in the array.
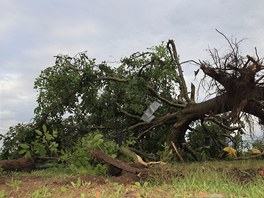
[{"xmin": 1, "ymin": 42, "xmax": 183, "ymax": 158}]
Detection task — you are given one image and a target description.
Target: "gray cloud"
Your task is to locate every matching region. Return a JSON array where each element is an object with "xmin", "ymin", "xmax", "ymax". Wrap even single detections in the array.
[{"xmin": 1, "ymin": 0, "xmax": 264, "ymax": 137}]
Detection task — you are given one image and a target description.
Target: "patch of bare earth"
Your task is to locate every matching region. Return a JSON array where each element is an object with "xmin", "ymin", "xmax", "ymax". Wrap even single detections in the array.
[
  {"xmin": 0, "ymin": 170, "xmax": 144, "ymax": 198},
  {"xmin": 0, "ymin": 175, "xmax": 105, "ymax": 197}
]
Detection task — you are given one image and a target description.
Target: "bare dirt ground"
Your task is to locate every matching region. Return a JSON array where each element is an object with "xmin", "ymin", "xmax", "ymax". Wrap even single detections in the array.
[
  {"xmin": 0, "ymin": 166, "xmax": 263, "ymax": 197},
  {"xmin": 0, "ymin": 171, "xmax": 144, "ymax": 198}
]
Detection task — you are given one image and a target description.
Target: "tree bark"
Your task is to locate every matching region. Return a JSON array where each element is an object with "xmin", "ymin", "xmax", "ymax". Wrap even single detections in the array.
[
  {"xmin": 87, "ymin": 148, "xmax": 149, "ymax": 174},
  {"xmin": 170, "ymin": 93, "xmax": 233, "ymax": 144},
  {"xmin": 0, "ymin": 158, "xmax": 36, "ymax": 171}
]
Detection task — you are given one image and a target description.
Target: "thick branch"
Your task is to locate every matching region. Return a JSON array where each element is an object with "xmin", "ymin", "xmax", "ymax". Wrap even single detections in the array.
[
  {"xmin": 171, "ymin": 93, "xmax": 233, "ymax": 144},
  {"xmin": 246, "ymin": 55, "xmax": 262, "ymax": 72},
  {"xmin": 244, "ymin": 100, "xmax": 264, "ymax": 123},
  {"xmin": 87, "ymin": 148, "xmax": 148, "ymax": 174},
  {"xmin": 167, "ymin": 40, "xmax": 191, "ymax": 103},
  {"xmin": 200, "ymin": 63, "xmax": 234, "ymax": 89},
  {"xmin": 0, "ymin": 158, "xmax": 36, "ymax": 171}
]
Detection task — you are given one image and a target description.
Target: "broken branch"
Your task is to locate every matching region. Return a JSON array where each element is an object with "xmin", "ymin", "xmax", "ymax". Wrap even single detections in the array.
[
  {"xmin": 147, "ymin": 86, "xmax": 186, "ymax": 108},
  {"xmin": 171, "ymin": 141, "xmax": 184, "ymax": 162},
  {"xmin": 167, "ymin": 40, "xmax": 191, "ymax": 103}
]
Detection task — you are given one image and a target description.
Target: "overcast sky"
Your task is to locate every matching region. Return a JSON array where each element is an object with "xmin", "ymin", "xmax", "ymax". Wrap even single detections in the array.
[{"xmin": 1, "ymin": 0, "xmax": 264, "ymax": 137}]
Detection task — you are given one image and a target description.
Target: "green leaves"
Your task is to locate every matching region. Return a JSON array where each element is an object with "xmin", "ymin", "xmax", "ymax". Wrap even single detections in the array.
[
  {"xmin": 80, "ymin": 131, "xmax": 118, "ymax": 158},
  {"xmin": 35, "ymin": 130, "xmax": 42, "ymax": 136},
  {"xmin": 42, "ymin": 124, "xmax": 47, "ymax": 133},
  {"xmin": 32, "ymin": 143, "xmax": 47, "ymax": 157},
  {"xmin": 17, "ymin": 125, "xmax": 59, "ymax": 158},
  {"xmin": 18, "ymin": 144, "xmax": 31, "ymax": 158},
  {"xmin": 19, "ymin": 143, "xmax": 30, "ymax": 150},
  {"xmin": 59, "ymin": 131, "xmax": 119, "ymax": 174}
]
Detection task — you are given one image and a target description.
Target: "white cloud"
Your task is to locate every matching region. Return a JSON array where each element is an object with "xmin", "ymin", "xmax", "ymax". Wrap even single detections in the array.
[
  {"xmin": 0, "ymin": 73, "xmax": 36, "ymax": 132},
  {"xmin": 0, "ymin": 111, "xmax": 12, "ymax": 117},
  {"xmin": 0, "ymin": 74, "xmax": 18, "ymax": 90}
]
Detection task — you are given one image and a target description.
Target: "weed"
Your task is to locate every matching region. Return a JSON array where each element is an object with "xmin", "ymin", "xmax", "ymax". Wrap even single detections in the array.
[
  {"xmin": 70, "ymin": 177, "xmax": 91, "ymax": 188},
  {"xmin": 80, "ymin": 193, "xmax": 89, "ymax": 198},
  {"xmin": 132, "ymin": 181, "xmax": 149, "ymax": 188},
  {"xmin": 30, "ymin": 187, "xmax": 52, "ymax": 198},
  {"xmin": 60, "ymin": 185, "xmax": 68, "ymax": 193},
  {"xmin": 0, "ymin": 190, "xmax": 7, "ymax": 198},
  {"xmin": 6, "ymin": 178, "xmax": 22, "ymax": 189}
]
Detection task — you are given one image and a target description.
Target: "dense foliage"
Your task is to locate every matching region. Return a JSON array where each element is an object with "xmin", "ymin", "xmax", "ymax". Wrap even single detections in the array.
[{"xmin": 1, "ymin": 43, "xmax": 183, "ymax": 159}]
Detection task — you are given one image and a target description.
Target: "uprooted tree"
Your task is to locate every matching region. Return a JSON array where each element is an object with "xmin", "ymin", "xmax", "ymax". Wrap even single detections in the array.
[{"xmin": 1, "ymin": 34, "xmax": 264, "ymax": 162}]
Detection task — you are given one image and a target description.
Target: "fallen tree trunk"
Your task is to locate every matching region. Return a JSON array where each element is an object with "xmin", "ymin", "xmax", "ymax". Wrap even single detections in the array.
[
  {"xmin": 87, "ymin": 148, "xmax": 149, "ymax": 174},
  {"xmin": 0, "ymin": 158, "xmax": 36, "ymax": 171}
]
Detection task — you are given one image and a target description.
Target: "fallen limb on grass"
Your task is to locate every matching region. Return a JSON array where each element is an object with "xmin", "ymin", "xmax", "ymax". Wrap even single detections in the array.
[
  {"xmin": 235, "ymin": 151, "xmax": 264, "ymax": 160},
  {"xmin": 118, "ymin": 146, "xmax": 166, "ymax": 166},
  {"xmin": 87, "ymin": 148, "xmax": 149, "ymax": 174},
  {"xmin": 0, "ymin": 158, "xmax": 36, "ymax": 171}
]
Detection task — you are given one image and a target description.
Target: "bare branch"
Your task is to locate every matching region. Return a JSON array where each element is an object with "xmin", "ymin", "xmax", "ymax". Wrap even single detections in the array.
[
  {"xmin": 234, "ymin": 151, "xmax": 264, "ymax": 160},
  {"xmin": 138, "ymin": 60, "xmax": 154, "ymax": 76},
  {"xmin": 115, "ymin": 103, "xmax": 142, "ymax": 121},
  {"xmin": 171, "ymin": 141, "xmax": 184, "ymax": 162},
  {"xmin": 191, "ymin": 83, "xmax": 195, "ymax": 102},
  {"xmin": 254, "ymin": 47, "xmax": 260, "ymax": 62},
  {"xmin": 256, "ymin": 75, "xmax": 264, "ymax": 83},
  {"xmin": 216, "ymin": 29, "xmax": 235, "ymax": 55},
  {"xmin": 147, "ymin": 86, "xmax": 186, "ymax": 108},
  {"xmin": 180, "ymin": 60, "xmax": 200, "ymax": 65},
  {"xmin": 204, "ymin": 116, "xmax": 243, "ymax": 131},
  {"xmin": 167, "ymin": 40, "xmax": 191, "ymax": 103},
  {"xmin": 136, "ymin": 123, "xmax": 162, "ymax": 139},
  {"xmin": 137, "ymin": 112, "xmax": 179, "ymax": 139},
  {"xmin": 93, "ymin": 76, "xmax": 128, "ymax": 82},
  {"xmin": 127, "ymin": 122, "xmax": 148, "ymax": 130}
]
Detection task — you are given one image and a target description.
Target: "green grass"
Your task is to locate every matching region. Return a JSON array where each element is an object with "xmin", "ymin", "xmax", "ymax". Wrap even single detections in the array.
[
  {"xmin": 1, "ymin": 160, "xmax": 263, "ymax": 197},
  {"xmin": 0, "ymin": 191, "xmax": 7, "ymax": 198},
  {"xmin": 30, "ymin": 187, "xmax": 52, "ymax": 198},
  {"xmin": 126, "ymin": 160, "xmax": 264, "ymax": 197},
  {"xmin": 173, "ymin": 161, "xmax": 263, "ymax": 196},
  {"xmin": 5, "ymin": 177, "xmax": 22, "ymax": 189},
  {"xmin": 73, "ymin": 160, "xmax": 263, "ymax": 198}
]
